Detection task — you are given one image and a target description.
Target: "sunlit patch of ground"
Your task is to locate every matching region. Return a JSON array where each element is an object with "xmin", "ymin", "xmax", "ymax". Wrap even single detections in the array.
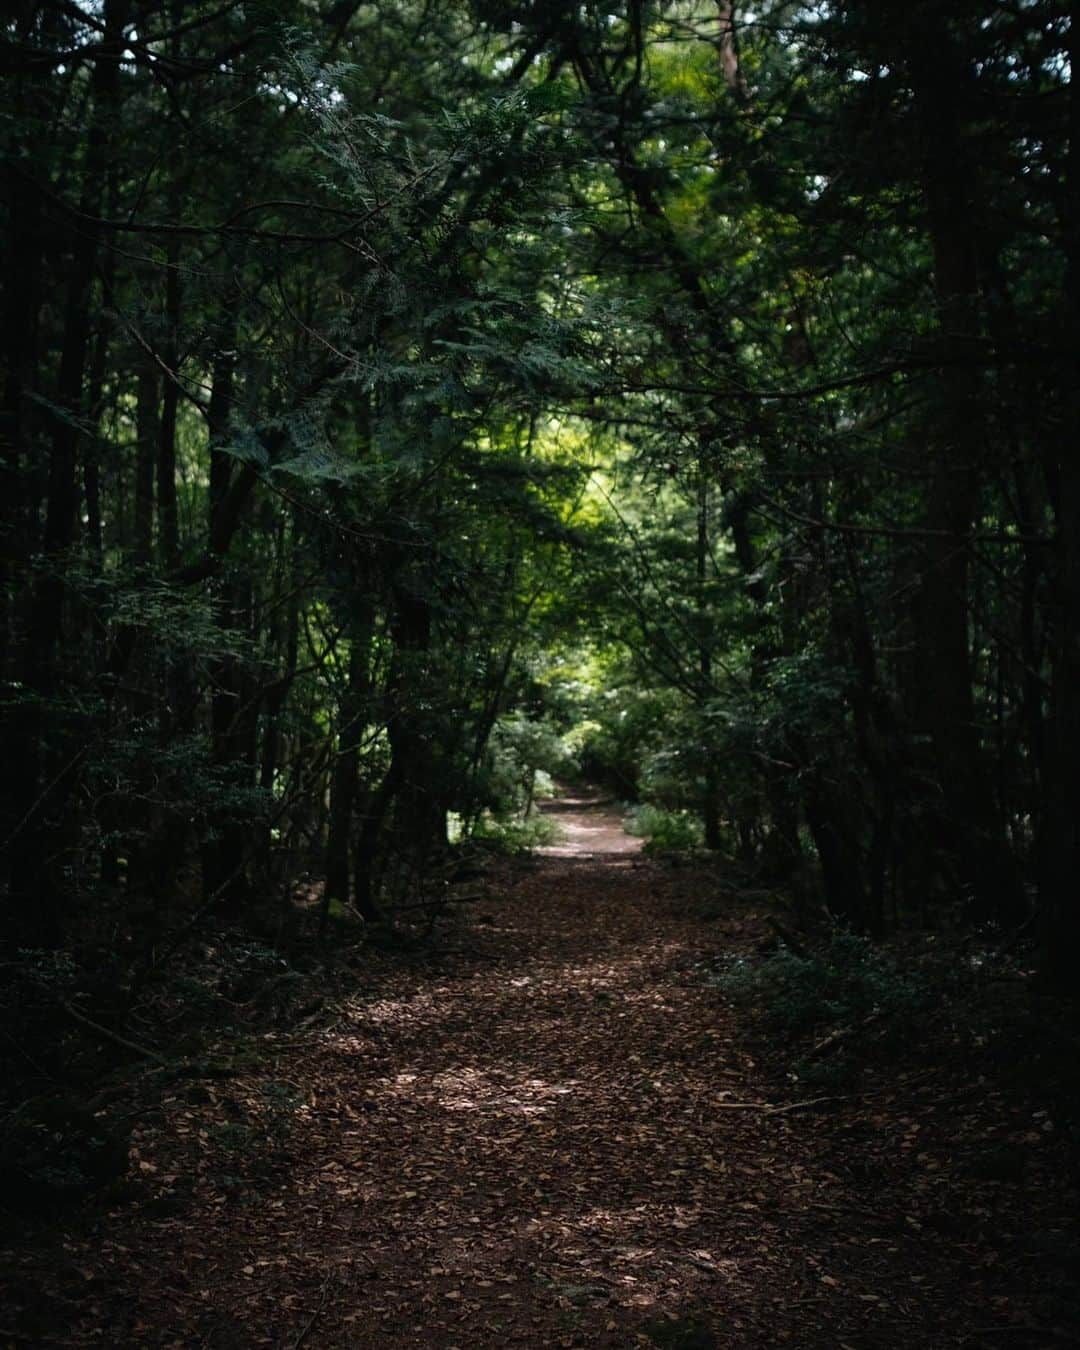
[
  {"xmin": 426, "ymin": 1066, "xmax": 581, "ymax": 1114},
  {"xmin": 535, "ymin": 788, "xmax": 642, "ymax": 857}
]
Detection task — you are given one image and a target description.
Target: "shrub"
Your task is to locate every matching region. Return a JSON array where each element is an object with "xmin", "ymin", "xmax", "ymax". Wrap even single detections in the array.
[
  {"xmin": 624, "ymin": 803, "xmax": 704, "ymax": 855},
  {"xmin": 484, "ymin": 713, "xmax": 575, "ymax": 817},
  {"xmin": 572, "ymin": 686, "xmax": 683, "ymax": 799},
  {"xmin": 205, "ymin": 1079, "xmax": 303, "ymax": 1190},
  {"xmin": 470, "ymin": 812, "xmax": 560, "ymax": 854},
  {"xmin": 0, "ymin": 1095, "xmax": 130, "ymax": 1209},
  {"xmin": 714, "ymin": 929, "xmax": 926, "ymax": 1043}
]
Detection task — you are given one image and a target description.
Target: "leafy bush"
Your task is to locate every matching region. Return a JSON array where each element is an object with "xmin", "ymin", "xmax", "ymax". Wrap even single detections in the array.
[
  {"xmin": 714, "ymin": 929, "xmax": 926, "ymax": 1042},
  {"xmin": 484, "ymin": 712, "xmax": 575, "ymax": 817},
  {"xmin": 0, "ymin": 1096, "xmax": 130, "ymax": 1209},
  {"xmin": 14, "ymin": 948, "xmax": 79, "ymax": 990},
  {"xmin": 205, "ymin": 1080, "xmax": 304, "ymax": 1189},
  {"xmin": 470, "ymin": 811, "xmax": 560, "ymax": 854},
  {"xmin": 462, "ymin": 712, "xmax": 571, "ymax": 854},
  {"xmin": 624, "ymin": 803, "xmax": 704, "ymax": 855},
  {"xmin": 572, "ymin": 686, "xmax": 682, "ymax": 799}
]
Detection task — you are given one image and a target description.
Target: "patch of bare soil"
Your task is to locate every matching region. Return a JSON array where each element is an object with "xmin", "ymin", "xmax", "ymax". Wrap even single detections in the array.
[
  {"xmin": 2, "ymin": 798, "xmax": 1078, "ymax": 1348},
  {"xmin": 535, "ymin": 787, "xmax": 642, "ymax": 858}
]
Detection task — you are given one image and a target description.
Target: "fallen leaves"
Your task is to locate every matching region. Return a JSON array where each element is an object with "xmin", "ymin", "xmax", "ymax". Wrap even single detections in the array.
[{"xmin": 5, "ymin": 810, "xmax": 1078, "ymax": 1348}]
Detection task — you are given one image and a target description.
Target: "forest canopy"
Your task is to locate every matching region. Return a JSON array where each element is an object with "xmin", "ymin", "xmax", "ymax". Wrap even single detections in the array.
[{"xmin": 2, "ymin": 0, "xmax": 1077, "ymax": 979}]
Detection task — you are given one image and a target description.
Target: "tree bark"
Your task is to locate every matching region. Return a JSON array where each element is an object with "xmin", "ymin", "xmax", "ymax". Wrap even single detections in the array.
[
  {"xmin": 134, "ymin": 361, "xmax": 158, "ymax": 564},
  {"xmin": 156, "ymin": 240, "xmax": 181, "ymax": 569},
  {"xmin": 326, "ymin": 605, "xmax": 373, "ymax": 906},
  {"xmin": 6, "ymin": 0, "xmax": 131, "ymax": 945},
  {"xmin": 909, "ymin": 18, "xmax": 1023, "ymax": 922},
  {"xmin": 696, "ymin": 467, "xmax": 721, "ymax": 849},
  {"xmin": 200, "ymin": 341, "xmax": 257, "ymax": 905},
  {"xmin": 1039, "ymin": 0, "xmax": 1080, "ymax": 983}
]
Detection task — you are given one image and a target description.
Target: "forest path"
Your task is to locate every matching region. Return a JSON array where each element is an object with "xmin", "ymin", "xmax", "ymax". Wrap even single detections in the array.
[
  {"xmin": 21, "ymin": 818, "xmax": 1055, "ymax": 1348},
  {"xmin": 535, "ymin": 784, "xmax": 642, "ymax": 858}
]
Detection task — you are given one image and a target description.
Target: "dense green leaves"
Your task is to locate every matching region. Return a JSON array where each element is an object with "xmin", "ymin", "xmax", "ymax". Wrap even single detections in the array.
[{"xmin": 1, "ymin": 0, "xmax": 1076, "ymax": 975}]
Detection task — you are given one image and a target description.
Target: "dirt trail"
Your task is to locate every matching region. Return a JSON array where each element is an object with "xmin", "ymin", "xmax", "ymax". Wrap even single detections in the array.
[
  {"xmin": 6, "ymin": 797, "xmax": 1072, "ymax": 1348},
  {"xmin": 535, "ymin": 786, "xmax": 641, "ymax": 858}
]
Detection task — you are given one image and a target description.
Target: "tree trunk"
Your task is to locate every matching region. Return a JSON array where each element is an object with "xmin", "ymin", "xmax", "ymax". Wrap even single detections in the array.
[
  {"xmin": 696, "ymin": 468, "xmax": 721, "ymax": 849},
  {"xmin": 200, "ymin": 342, "xmax": 257, "ymax": 905},
  {"xmin": 326, "ymin": 607, "xmax": 373, "ymax": 905},
  {"xmin": 6, "ymin": 0, "xmax": 131, "ymax": 946},
  {"xmin": 156, "ymin": 241, "xmax": 181, "ymax": 569},
  {"xmin": 134, "ymin": 361, "xmax": 157, "ymax": 564},
  {"xmin": 1039, "ymin": 0, "xmax": 1080, "ymax": 983},
  {"xmin": 910, "ymin": 22, "xmax": 1023, "ymax": 922}
]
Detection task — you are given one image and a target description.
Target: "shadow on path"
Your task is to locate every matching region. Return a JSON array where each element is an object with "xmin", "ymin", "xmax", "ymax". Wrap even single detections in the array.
[{"xmin": 9, "ymin": 795, "xmax": 1071, "ymax": 1350}]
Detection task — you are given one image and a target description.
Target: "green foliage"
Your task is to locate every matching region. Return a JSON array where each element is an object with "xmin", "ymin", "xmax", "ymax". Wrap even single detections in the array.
[
  {"xmin": 208, "ymin": 1081, "xmax": 302, "ymax": 1158},
  {"xmin": 760, "ymin": 653, "xmax": 850, "ymax": 741},
  {"xmin": 470, "ymin": 811, "xmax": 560, "ymax": 855},
  {"xmin": 4, "ymin": 0, "xmax": 1075, "ymax": 1100},
  {"xmin": 0, "ymin": 1096, "xmax": 130, "ymax": 1209},
  {"xmin": 483, "ymin": 712, "xmax": 575, "ymax": 816},
  {"xmin": 715, "ymin": 930, "xmax": 926, "ymax": 1044},
  {"xmin": 624, "ymin": 804, "xmax": 704, "ymax": 856},
  {"xmin": 15, "ymin": 949, "xmax": 79, "ymax": 990},
  {"xmin": 572, "ymin": 685, "xmax": 683, "ymax": 799}
]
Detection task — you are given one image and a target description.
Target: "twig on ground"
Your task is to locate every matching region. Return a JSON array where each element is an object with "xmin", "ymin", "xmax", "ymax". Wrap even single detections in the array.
[
  {"xmin": 765, "ymin": 915, "xmax": 810, "ymax": 959},
  {"xmin": 59, "ymin": 999, "xmax": 168, "ymax": 1066},
  {"xmin": 712, "ymin": 1093, "xmax": 855, "ymax": 1114},
  {"xmin": 805, "ymin": 1008, "xmax": 885, "ymax": 1062},
  {"xmin": 766, "ymin": 1093, "xmax": 853, "ymax": 1115},
  {"xmin": 292, "ymin": 1273, "xmax": 333, "ymax": 1348},
  {"xmin": 972, "ymin": 1328, "xmax": 1080, "ymax": 1345}
]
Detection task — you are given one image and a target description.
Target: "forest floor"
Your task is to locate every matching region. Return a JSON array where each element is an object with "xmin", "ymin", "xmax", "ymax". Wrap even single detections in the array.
[{"xmin": 3, "ymin": 791, "xmax": 1079, "ymax": 1348}]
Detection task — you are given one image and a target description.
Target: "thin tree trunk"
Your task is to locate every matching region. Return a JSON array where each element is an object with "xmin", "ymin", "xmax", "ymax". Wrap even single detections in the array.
[
  {"xmin": 696, "ymin": 467, "xmax": 721, "ymax": 849},
  {"xmin": 134, "ymin": 361, "xmax": 157, "ymax": 564},
  {"xmin": 201, "ymin": 337, "xmax": 256, "ymax": 905},
  {"xmin": 326, "ymin": 608, "xmax": 373, "ymax": 905},
  {"xmin": 156, "ymin": 240, "xmax": 181, "ymax": 569},
  {"xmin": 1039, "ymin": 0, "xmax": 1080, "ymax": 982}
]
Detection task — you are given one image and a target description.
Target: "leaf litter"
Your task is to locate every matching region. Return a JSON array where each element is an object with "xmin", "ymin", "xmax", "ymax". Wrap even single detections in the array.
[{"xmin": 1, "ymin": 797, "xmax": 1078, "ymax": 1348}]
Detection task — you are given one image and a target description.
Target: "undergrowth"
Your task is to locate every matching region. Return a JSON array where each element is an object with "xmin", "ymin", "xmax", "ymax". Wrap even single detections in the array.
[
  {"xmin": 205, "ymin": 1080, "xmax": 305, "ymax": 1191},
  {"xmin": 712, "ymin": 929, "xmax": 930, "ymax": 1086},
  {"xmin": 470, "ymin": 812, "xmax": 560, "ymax": 854},
  {"xmin": 624, "ymin": 804, "xmax": 704, "ymax": 855},
  {"xmin": 710, "ymin": 922, "xmax": 1080, "ymax": 1124},
  {"xmin": 716, "ymin": 930, "xmax": 927, "ymax": 1038}
]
